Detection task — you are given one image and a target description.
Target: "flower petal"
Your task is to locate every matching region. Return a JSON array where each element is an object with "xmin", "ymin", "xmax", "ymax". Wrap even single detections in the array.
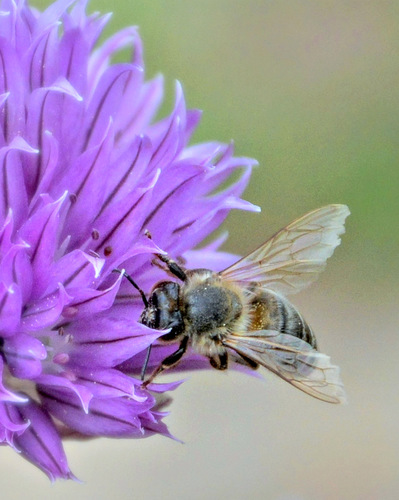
[
  {"xmin": 0, "ymin": 282, "xmax": 22, "ymax": 337},
  {"xmin": 62, "ymin": 268, "xmax": 122, "ymax": 318},
  {"xmin": 2, "ymin": 333, "xmax": 47, "ymax": 379},
  {"xmin": 0, "ymin": 358, "xmax": 29, "ymax": 403},
  {"xmin": 10, "ymin": 398, "xmax": 76, "ymax": 481},
  {"xmin": 0, "ymin": 138, "xmax": 38, "ymax": 228},
  {"xmin": 0, "ymin": 38, "xmax": 25, "ymax": 142},
  {"xmin": 67, "ymin": 315, "xmax": 163, "ymax": 368},
  {"xmin": 52, "ymin": 249, "xmax": 105, "ymax": 290},
  {"xmin": 36, "ymin": 373, "xmax": 93, "ymax": 414},
  {"xmin": 19, "ymin": 191, "xmax": 69, "ymax": 298},
  {"xmin": 0, "ymin": 401, "xmax": 30, "ymax": 448},
  {"xmin": 82, "ymin": 63, "xmax": 137, "ymax": 151},
  {"xmin": 72, "ymin": 367, "xmax": 147, "ymax": 402},
  {"xmin": 21, "ymin": 284, "xmax": 71, "ymax": 331},
  {"xmin": 39, "ymin": 387, "xmax": 154, "ymax": 437}
]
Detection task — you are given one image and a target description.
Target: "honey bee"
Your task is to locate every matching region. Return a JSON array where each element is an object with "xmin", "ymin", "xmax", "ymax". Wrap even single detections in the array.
[{"xmin": 124, "ymin": 204, "xmax": 349, "ymax": 403}]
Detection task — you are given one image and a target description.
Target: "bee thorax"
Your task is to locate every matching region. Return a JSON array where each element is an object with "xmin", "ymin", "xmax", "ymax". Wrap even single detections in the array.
[{"xmin": 184, "ymin": 283, "xmax": 242, "ymax": 334}]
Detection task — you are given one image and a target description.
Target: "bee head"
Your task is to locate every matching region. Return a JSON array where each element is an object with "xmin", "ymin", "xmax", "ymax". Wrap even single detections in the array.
[{"xmin": 139, "ymin": 281, "xmax": 184, "ymax": 340}]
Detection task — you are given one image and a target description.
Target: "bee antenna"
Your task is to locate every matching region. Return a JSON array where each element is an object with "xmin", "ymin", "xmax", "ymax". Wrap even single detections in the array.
[{"xmin": 113, "ymin": 269, "xmax": 148, "ymax": 307}]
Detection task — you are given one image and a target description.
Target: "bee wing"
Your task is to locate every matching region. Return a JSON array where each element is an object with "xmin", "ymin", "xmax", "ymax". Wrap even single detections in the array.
[
  {"xmin": 221, "ymin": 204, "xmax": 350, "ymax": 295},
  {"xmin": 223, "ymin": 330, "xmax": 347, "ymax": 404}
]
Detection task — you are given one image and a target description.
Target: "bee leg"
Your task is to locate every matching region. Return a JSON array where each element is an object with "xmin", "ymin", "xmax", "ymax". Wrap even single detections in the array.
[
  {"xmin": 149, "ymin": 254, "xmax": 187, "ymax": 281},
  {"xmin": 140, "ymin": 344, "xmax": 153, "ymax": 381},
  {"xmin": 235, "ymin": 353, "xmax": 259, "ymax": 370},
  {"xmin": 144, "ymin": 230, "xmax": 187, "ymax": 281},
  {"xmin": 209, "ymin": 351, "xmax": 228, "ymax": 370},
  {"xmin": 155, "ymin": 253, "xmax": 187, "ymax": 282},
  {"xmin": 142, "ymin": 336, "xmax": 189, "ymax": 387}
]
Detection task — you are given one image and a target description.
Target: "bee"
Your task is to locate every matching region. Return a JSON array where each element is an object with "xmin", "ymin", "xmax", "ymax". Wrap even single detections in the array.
[{"xmin": 122, "ymin": 204, "xmax": 349, "ymax": 403}]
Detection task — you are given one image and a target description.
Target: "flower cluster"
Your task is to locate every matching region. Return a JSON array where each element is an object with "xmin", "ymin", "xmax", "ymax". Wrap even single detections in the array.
[{"xmin": 0, "ymin": 0, "xmax": 257, "ymax": 480}]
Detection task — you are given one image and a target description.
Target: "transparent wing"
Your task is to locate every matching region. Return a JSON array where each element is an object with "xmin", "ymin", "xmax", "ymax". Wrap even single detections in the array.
[
  {"xmin": 223, "ymin": 330, "xmax": 346, "ymax": 404},
  {"xmin": 221, "ymin": 204, "xmax": 350, "ymax": 295}
]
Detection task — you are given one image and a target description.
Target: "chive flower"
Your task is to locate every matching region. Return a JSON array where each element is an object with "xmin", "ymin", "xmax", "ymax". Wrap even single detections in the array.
[{"xmin": 0, "ymin": 0, "xmax": 257, "ymax": 480}]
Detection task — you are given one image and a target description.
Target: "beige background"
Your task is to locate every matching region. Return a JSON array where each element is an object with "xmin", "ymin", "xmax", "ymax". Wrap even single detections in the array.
[{"xmin": 3, "ymin": 1, "xmax": 398, "ymax": 499}]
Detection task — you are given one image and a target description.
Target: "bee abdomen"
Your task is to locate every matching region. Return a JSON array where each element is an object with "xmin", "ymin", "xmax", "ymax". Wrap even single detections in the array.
[{"xmin": 248, "ymin": 289, "xmax": 317, "ymax": 349}]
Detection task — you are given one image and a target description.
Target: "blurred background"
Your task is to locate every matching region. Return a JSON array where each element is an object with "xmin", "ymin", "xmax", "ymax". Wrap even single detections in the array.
[{"xmin": 3, "ymin": 1, "xmax": 398, "ymax": 499}]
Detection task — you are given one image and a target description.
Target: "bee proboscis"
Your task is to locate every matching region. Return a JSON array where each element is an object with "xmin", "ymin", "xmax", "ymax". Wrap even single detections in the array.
[{"xmin": 121, "ymin": 204, "xmax": 349, "ymax": 404}]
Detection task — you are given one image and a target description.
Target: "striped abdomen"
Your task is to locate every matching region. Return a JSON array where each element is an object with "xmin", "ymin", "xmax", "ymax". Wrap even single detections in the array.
[{"xmin": 247, "ymin": 288, "xmax": 317, "ymax": 349}]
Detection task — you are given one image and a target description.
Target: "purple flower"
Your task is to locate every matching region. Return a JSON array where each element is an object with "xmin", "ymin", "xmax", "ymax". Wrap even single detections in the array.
[{"xmin": 0, "ymin": 0, "xmax": 257, "ymax": 480}]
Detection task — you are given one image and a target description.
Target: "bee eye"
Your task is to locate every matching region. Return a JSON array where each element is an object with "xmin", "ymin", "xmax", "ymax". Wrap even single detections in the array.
[{"xmin": 150, "ymin": 292, "xmax": 158, "ymax": 307}]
